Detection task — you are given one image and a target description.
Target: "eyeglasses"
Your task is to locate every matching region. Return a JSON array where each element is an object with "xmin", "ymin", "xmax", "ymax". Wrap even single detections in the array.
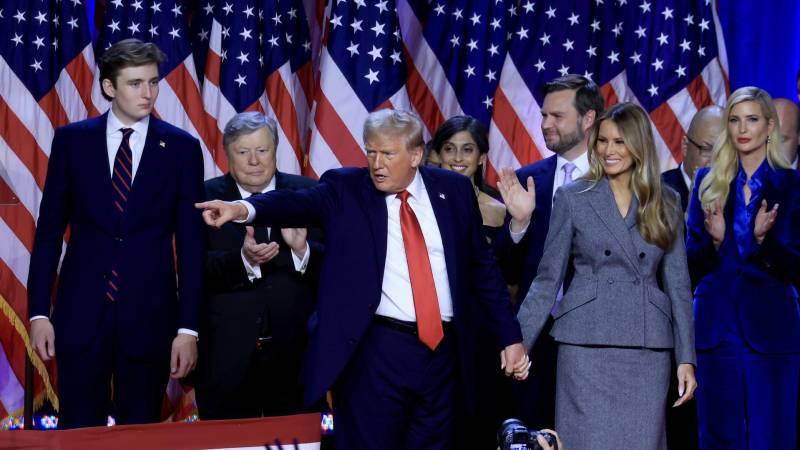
[{"xmin": 686, "ymin": 135, "xmax": 715, "ymax": 158}]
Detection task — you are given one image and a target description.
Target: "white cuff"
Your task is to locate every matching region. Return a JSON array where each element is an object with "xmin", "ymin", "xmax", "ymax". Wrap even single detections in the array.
[
  {"xmin": 509, "ymin": 220, "xmax": 530, "ymax": 244},
  {"xmin": 291, "ymin": 242, "xmax": 311, "ymax": 274},
  {"xmin": 178, "ymin": 328, "xmax": 198, "ymax": 339},
  {"xmin": 241, "ymin": 248, "xmax": 262, "ymax": 281},
  {"xmin": 234, "ymin": 200, "xmax": 256, "ymax": 223},
  {"xmin": 30, "ymin": 315, "xmax": 49, "ymax": 323}
]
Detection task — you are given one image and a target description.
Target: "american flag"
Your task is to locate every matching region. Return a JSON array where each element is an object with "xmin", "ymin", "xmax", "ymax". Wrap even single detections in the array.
[
  {"xmin": 488, "ymin": 0, "xmax": 729, "ymax": 179},
  {"xmin": 0, "ymin": 0, "xmax": 98, "ymax": 421},
  {"xmin": 307, "ymin": 0, "xmax": 416, "ymax": 176},
  {"xmin": 199, "ymin": 0, "xmax": 315, "ymax": 176},
  {"xmin": 98, "ymin": 0, "xmax": 225, "ymax": 178}
]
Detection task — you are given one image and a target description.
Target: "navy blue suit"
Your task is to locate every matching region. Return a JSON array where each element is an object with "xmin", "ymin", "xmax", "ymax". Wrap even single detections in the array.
[
  {"xmin": 493, "ymin": 155, "xmax": 559, "ymax": 430},
  {"xmin": 27, "ymin": 113, "xmax": 205, "ymax": 428},
  {"xmin": 662, "ymin": 167, "xmax": 690, "ymax": 212},
  {"xmin": 687, "ymin": 166, "xmax": 800, "ymax": 449},
  {"xmin": 245, "ymin": 166, "xmax": 522, "ymax": 449}
]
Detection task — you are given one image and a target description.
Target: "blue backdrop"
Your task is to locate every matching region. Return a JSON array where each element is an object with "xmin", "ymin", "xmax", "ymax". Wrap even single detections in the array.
[{"xmin": 85, "ymin": 0, "xmax": 800, "ymax": 101}]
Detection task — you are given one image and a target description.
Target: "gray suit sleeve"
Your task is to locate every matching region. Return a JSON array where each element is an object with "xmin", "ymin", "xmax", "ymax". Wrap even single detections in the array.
[
  {"xmin": 517, "ymin": 187, "xmax": 574, "ymax": 352},
  {"xmin": 660, "ymin": 210, "xmax": 696, "ymax": 366}
]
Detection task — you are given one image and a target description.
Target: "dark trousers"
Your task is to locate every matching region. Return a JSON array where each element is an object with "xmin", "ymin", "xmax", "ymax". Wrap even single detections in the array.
[
  {"xmin": 696, "ymin": 332, "xmax": 800, "ymax": 450},
  {"xmin": 56, "ymin": 306, "xmax": 169, "ymax": 429},
  {"xmin": 196, "ymin": 340, "xmax": 309, "ymax": 420},
  {"xmin": 333, "ymin": 320, "xmax": 458, "ymax": 450}
]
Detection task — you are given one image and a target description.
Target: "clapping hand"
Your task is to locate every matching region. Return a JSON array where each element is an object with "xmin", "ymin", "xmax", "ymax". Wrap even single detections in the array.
[
  {"xmin": 243, "ymin": 226, "xmax": 279, "ymax": 266},
  {"xmin": 753, "ymin": 199, "xmax": 778, "ymax": 245},
  {"xmin": 702, "ymin": 200, "xmax": 725, "ymax": 247},
  {"xmin": 497, "ymin": 168, "xmax": 536, "ymax": 233}
]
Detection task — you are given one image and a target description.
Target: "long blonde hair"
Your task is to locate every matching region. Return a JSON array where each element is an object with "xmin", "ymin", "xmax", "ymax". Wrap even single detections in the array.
[
  {"xmin": 586, "ymin": 103, "xmax": 681, "ymax": 249},
  {"xmin": 699, "ymin": 87, "xmax": 789, "ymax": 210}
]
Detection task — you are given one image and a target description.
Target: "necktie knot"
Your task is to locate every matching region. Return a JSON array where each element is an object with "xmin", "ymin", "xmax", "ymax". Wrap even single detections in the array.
[
  {"xmin": 563, "ymin": 162, "xmax": 577, "ymax": 185},
  {"xmin": 396, "ymin": 190, "xmax": 410, "ymax": 203},
  {"xmin": 120, "ymin": 127, "xmax": 134, "ymax": 140}
]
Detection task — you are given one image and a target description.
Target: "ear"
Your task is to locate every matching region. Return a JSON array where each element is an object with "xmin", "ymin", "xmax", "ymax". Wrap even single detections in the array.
[
  {"xmin": 102, "ymin": 78, "xmax": 116, "ymax": 99},
  {"xmin": 582, "ymin": 109, "xmax": 597, "ymax": 133},
  {"xmin": 409, "ymin": 145, "xmax": 424, "ymax": 168},
  {"xmin": 681, "ymin": 135, "xmax": 688, "ymax": 160},
  {"xmin": 767, "ymin": 117, "xmax": 776, "ymax": 135},
  {"xmin": 479, "ymin": 153, "xmax": 487, "ymax": 166}
]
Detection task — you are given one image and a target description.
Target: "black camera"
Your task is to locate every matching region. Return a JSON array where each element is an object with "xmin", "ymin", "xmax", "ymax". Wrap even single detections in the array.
[{"xmin": 497, "ymin": 418, "xmax": 559, "ymax": 450}]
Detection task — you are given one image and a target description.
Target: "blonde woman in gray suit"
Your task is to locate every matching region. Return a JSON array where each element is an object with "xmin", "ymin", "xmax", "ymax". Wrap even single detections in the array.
[{"xmin": 504, "ymin": 102, "xmax": 697, "ymax": 449}]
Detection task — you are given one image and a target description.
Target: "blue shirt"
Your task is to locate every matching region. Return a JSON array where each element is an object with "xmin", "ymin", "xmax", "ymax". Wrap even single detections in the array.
[{"xmin": 733, "ymin": 159, "xmax": 769, "ymax": 258}]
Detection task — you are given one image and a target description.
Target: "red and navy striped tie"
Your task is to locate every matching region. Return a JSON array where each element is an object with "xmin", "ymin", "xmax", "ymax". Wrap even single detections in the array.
[{"xmin": 107, "ymin": 127, "xmax": 134, "ymax": 302}]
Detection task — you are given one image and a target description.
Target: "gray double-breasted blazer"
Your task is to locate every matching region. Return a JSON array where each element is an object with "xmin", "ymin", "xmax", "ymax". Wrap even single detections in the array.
[{"xmin": 517, "ymin": 176, "xmax": 696, "ymax": 366}]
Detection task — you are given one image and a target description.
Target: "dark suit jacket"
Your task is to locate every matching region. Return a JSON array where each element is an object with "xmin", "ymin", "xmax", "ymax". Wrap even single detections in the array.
[
  {"xmin": 196, "ymin": 172, "xmax": 323, "ymax": 392},
  {"xmin": 494, "ymin": 155, "xmax": 558, "ymax": 304},
  {"xmin": 662, "ymin": 167, "xmax": 690, "ymax": 212},
  {"xmin": 27, "ymin": 113, "xmax": 206, "ymax": 360},
  {"xmin": 244, "ymin": 167, "xmax": 522, "ymax": 408},
  {"xmin": 687, "ymin": 166, "xmax": 800, "ymax": 352}
]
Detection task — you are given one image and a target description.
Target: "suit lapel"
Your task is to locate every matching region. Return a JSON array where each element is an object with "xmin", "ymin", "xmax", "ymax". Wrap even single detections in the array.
[
  {"xmin": 587, "ymin": 177, "xmax": 640, "ymax": 270},
  {"xmin": 87, "ymin": 114, "xmax": 117, "ymax": 230},
  {"xmin": 358, "ymin": 173, "xmax": 389, "ymax": 284},
  {"xmin": 534, "ymin": 156, "xmax": 557, "ymax": 221},
  {"xmin": 124, "ymin": 118, "xmax": 169, "ymax": 230},
  {"xmin": 420, "ymin": 168, "xmax": 458, "ymax": 295}
]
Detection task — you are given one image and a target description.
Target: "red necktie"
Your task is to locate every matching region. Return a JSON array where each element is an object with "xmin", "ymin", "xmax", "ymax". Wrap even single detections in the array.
[
  {"xmin": 106, "ymin": 128, "xmax": 134, "ymax": 302},
  {"xmin": 396, "ymin": 190, "xmax": 443, "ymax": 350}
]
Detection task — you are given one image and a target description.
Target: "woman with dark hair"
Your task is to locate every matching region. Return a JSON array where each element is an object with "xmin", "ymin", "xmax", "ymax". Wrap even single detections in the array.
[
  {"xmin": 687, "ymin": 86, "xmax": 800, "ymax": 449},
  {"xmin": 512, "ymin": 102, "xmax": 696, "ymax": 449},
  {"xmin": 430, "ymin": 115, "xmax": 505, "ymax": 240}
]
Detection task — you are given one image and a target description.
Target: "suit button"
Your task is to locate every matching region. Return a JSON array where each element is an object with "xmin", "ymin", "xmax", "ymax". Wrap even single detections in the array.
[
  {"xmin": 604, "ymin": 250, "xmax": 611, "ymax": 256},
  {"xmin": 367, "ymin": 303, "xmax": 375, "ymax": 309},
  {"xmin": 348, "ymin": 338, "xmax": 357, "ymax": 345},
  {"xmin": 639, "ymin": 252, "xmax": 645, "ymax": 259},
  {"xmin": 255, "ymin": 318, "xmax": 261, "ymax": 324},
  {"xmin": 634, "ymin": 279, "xmax": 640, "ymax": 285},
  {"xmin": 607, "ymin": 279, "xmax": 614, "ymax": 284},
  {"xmin": 115, "ymin": 237, "xmax": 123, "ymax": 242}
]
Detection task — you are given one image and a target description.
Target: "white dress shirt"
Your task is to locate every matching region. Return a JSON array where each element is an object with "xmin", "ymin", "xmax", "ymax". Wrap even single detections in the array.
[
  {"xmin": 236, "ymin": 177, "xmax": 310, "ymax": 281},
  {"xmin": 510, "ymin": 151, "xmax": 590, "ymax": 243},
  {"xmin": 376, "ymin": 170, "xmax": 453, "ymax": 322},
  {"xmin": 680, "ymin": 163, "xmax": 693, "ymax": 191},
  {"xmin": 106, "ymin": 108, "xmax": 148, "ymax": 180}
]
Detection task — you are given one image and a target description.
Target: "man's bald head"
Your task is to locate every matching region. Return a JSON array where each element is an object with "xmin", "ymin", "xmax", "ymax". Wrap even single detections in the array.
[
  {"xmin": 682, "ymin": 105, "xmax": 724, "ymax": 180},
  {"xmin": 774, "ymin": 98, "xmax": 799, "ymax": 165}
]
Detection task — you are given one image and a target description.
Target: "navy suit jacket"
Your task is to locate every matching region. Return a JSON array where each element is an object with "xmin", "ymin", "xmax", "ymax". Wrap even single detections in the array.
[
  {"xmin": 245, "ymin": 166, "xmax": 522, "ymax": 408},
  {"xmin": 494, "ymin": 155, "xmax": 558, "ymax": 304},
  {"xmin": 27, "ymin": 113, "xmax": 206, "ymax": 360},
  {"xmin": 687, "ymin": 166, "xmax": 800, "ymax": 353},
  {"xmin": 661, "ymin": 167, "xmax": 690, "ymax": 212}
]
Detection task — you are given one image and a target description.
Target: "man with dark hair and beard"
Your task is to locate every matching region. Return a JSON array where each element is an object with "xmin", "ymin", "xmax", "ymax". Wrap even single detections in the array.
[{"xmin": 494, "ymin": 74, "xmax": 604, "ymax": 431}]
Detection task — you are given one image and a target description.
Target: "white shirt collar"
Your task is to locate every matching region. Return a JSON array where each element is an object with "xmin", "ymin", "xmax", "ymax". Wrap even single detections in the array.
[
  {"xmin": 679, "ymin": 163, "xmax": 693, "ymax": 190},
  {"xmin": 555, "ymin": 151, "xmax": 590, "ymax": 177},
  {"xmin": 235, "ymin": 174, "xmax": 276, "ymax": 199},
  {"xmin": 106, "ymin": 108, "xmax": 149, "ymax": 138}
]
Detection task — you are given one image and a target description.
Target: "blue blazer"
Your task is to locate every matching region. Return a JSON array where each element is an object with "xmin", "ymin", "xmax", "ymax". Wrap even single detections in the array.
[
  {"xmin": 27, "ymin": 113, "xmax": 206, "ymax": 360},
  {"xmin": 245, "ymin": 166, "xmax": 523, "ymax": 407},
  {"xmin": 494, "ymin": 155, "xmax": 558, "ymax": 304},
  {"xmin": 687, "ymin": 166, "xmax": 800, "ymax": 353}
]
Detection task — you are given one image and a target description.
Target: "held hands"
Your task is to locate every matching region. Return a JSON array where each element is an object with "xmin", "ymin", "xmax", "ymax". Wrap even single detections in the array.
[
  {"xmin": 170, "ymin": 334, "xmax": 198, "ymax": 380},
  {"xmin": 195, "ymin": 200, "xmax": 249, "ymax": 228},
  {"xmin": 672, "ymin": 363, "xmax": 698, "ymax": 407},
  {"xmin": 500, "ymin": 343, "xmax": 531, "ymax": 381},
  {"xmin": 497, "ymin": 168, "xmax": 536, "ymax": 233},
  {"xmin": 31, "ymin": 318, "xmax": 56, "ymax": 361},
  {"xmin": 243, "ymin": 226, "xmax": 279, "ymax": 266},
  {"xmin": 753, "ymin": 200, "xmax": 779, "ymax": 245},
  {"xmin": 702, "ymin": 200, "xmax": 725, "ymax": 247}
]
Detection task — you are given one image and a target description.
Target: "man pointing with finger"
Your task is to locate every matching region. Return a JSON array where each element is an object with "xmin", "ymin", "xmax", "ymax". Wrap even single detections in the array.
[
  {"xmin": 196, "ymin": 109, "xmax": 528, "ymax": 450},
  {"xmin": 194, "ymin": 112, "xmax": 323, "ymax": 420}
]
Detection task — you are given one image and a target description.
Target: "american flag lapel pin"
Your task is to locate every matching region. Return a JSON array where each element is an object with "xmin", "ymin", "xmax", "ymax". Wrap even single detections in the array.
[
  {"xmin": 159, "ymin": 140, "xmax": 166, "ymax": 148},
  {"xmin": 439, "ymin": 193, "xmax": 446, "ymax": 200}
]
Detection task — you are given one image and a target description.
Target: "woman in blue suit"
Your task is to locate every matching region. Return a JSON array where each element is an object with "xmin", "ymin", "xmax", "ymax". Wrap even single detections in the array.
[{"xmin": 687, "ymin": 87, "xmax": 800, "ymax": 449}]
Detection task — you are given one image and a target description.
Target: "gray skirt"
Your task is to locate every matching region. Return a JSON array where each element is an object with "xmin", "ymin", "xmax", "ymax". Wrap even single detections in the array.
[{"xmin": 555, "ymin": 344, "xmax": 671, "ymax": 450}]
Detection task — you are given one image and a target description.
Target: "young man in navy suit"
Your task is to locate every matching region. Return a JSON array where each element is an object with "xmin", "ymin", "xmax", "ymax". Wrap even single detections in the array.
[
  {"xmin": 28, "ymin": 39, "xmax": 205, "ymax": 428},
  {"xmin": 197, "ymin": 109, "xmax": 529, "ymax": 449},
  {"xmin": 494, "ymin": 75, "xmax": 604, "ymax": 432}
]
